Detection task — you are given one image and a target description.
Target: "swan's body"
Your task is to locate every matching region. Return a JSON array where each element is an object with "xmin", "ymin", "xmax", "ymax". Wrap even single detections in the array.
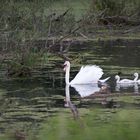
[
  {"xmin": 115, "ymin": 75, "xmax": 135, "ymax": 84},
  {"xmin": 63, "ymin": 61, "xmax": 109, "ymax": 85},
  {"xmin": 115, "ymin": 72, "xmax": 139, "ymax": 84}
]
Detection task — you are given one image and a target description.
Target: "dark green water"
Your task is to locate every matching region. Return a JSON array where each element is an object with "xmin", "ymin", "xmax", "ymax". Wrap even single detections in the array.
[{"xmin": 0, "ymin": 40, "xmax": 140, "ymax": 140}]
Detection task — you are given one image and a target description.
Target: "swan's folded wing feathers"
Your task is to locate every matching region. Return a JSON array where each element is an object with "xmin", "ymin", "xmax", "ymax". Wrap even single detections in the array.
[{"xmin": 70, "ymin": 65, "xmax": 103, "ymax": 84}]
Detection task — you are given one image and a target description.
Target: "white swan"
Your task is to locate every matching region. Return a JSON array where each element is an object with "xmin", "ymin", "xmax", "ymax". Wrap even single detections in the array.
[
  {"xmin": 115, "ymin": 75, "xmax": 135, "ymax": 84},
  {"xmin": 134, "ymin": 72, "xmax": 139, "ymax": 82},
  {"xmin": 63, "ymin": 61, "xmax": 109, "ymax": 85},
  {"xmin": 133, "ymin": 72, "xmax": 140, "ymax": 83}
]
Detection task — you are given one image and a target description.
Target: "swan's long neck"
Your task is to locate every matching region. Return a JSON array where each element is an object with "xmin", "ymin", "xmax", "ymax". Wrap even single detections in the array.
[
  {"xmin": 116, "ymin": 76, "xmax": 120, "ymax": 83},
  {"xmin": 64, "ymin": 84, "xmax": 71, "ymax": 107},
  {"xmin": 134, "ymin": 75, "xmax": 138, "ymax": 81},
  {"xmin": 65, "ymin": 85, "xmax": 70, "ymax": 102},
  {"xmin": 65, "ymin": 65, "xmax": 70, "ymax": 85}
]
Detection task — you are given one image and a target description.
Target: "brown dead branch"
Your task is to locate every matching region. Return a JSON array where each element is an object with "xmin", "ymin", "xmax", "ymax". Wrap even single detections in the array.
[
  {"xmin": 57, "ymin": 52, "xmax": 70, "ymax": 61},
  {"xmin": 78, "ymin": 32, "xmax": 89, "ymax": 39},
  {"xmin": 53, "ymin": 8, "xmax": 71, "ymax": 21},
  {"xmin": 56, "ymin": 26, "xmax": 81, "ymax": 43},
  {"xmin": 47, "ymin": 25, "xmax": 81, "ymax": 61},
  {"xmin": 98, "ymin": 16, "xmax": 140, "ymax": 26},
  {"xmin": 123, "ymin": 25, "xmax": 140, "ymax": 34}
]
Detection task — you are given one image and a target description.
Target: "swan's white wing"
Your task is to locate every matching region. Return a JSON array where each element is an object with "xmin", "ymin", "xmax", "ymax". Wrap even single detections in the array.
[
  {"xmin": 99, "ymin": 77, "xmax": 110, "ymax": 83},
  {"xmin": 71, "ymin": 84, "xmax": 100, "ymax": 97},
  {"xmin": 70, "ymin": 65, "xmax": 103, "ymax": 84}
]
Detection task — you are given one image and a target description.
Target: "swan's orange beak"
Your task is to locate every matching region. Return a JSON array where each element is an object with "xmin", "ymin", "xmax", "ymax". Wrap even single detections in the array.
[{"xmin": 63, "ymin": 64, "xmax": 67, "ymax": 72}]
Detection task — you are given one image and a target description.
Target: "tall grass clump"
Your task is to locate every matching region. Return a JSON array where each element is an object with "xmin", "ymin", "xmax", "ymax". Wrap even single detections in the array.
[
  {"xmin": 0, "ymin": 0, "xmax": 76, "ymax": 77},
  {"xmin": 91, "ymin": 0, "xmax": 140, "ymax": 18}
]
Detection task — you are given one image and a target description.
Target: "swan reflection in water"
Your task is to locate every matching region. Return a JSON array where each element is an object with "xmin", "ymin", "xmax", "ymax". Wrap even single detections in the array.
[
  {"xmin": 64, "ymin": 84, "xmax": 79, "ymax": 119},
  {"xmin": 64, "ymin": 83, "xmax": 108, "ymax": 119},
  {"xmin": 115, "ymin": 83, "xmax": 139, "ymax": 93},
  {"xmin": 65, "ymin": 83, "xmax": 117, "ymax": 114},
  {"xmin": 71, "ymin": 83, "xmax": 101, "ymax": 98}
]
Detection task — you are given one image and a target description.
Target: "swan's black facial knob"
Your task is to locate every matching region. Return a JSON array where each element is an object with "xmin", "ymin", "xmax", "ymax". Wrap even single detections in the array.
[
  {"xmin": 63, "ymin": 61, "xmax": 70, "ymax": 72},
  {"xmin": 63, "ymin": 64, "xmax": 67, "ymax": 71}
]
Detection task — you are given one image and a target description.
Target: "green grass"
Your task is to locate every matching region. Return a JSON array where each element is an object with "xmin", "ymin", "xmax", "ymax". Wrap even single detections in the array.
[
  {"xmin": 1, "ymin": 107, "xmax": 140, "ymax": 140},
  {"xmin": 38, "ymin": 108, "xmax": 140, "ymax": 140}
]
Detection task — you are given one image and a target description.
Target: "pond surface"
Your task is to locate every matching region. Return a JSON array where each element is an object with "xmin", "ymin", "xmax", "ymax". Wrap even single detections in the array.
[{"xmin": 0, "ymin": 39, "xmax": 140, "ymax": 140}]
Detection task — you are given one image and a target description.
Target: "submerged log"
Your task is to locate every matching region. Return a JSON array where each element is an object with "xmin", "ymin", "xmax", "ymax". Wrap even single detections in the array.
[{"xmin": 98, "ymin": 16, "xmax": 140, "ymax": 26}]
